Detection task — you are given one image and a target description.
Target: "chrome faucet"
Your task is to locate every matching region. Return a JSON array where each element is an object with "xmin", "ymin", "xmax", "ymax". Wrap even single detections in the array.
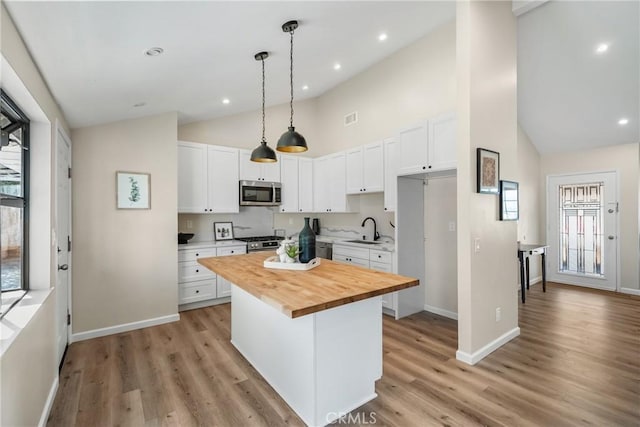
[{"xmin": 361, "ymin": 217, "xmax": 380, "ymax": 241}]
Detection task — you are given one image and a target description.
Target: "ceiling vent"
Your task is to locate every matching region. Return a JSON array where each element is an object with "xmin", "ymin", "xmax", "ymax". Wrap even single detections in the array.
[{"xmin": 344, "ymin": 111, "xmax": 358, "ymax": 127}]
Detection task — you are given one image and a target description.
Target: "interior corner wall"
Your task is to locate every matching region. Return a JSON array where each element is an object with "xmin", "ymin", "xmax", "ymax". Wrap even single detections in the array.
[
  {"xmin": 539, "ymin": 143, "xmax": 640, "ymax": 290},
  {"xmin": 456, "ymin": 0, "xmax": 519, "ymax": 361},
  {"xmin": 517, "ymin": 125, "xmax": 542, "ymax": 282},
  {"xmin": 71, "ymin": 112, "xmax": 179, "ymax": 333}
]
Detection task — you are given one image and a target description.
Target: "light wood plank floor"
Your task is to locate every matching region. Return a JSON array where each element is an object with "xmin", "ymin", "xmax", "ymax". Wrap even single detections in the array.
[{"xmin": 48, "ymin": 283, "xmax": 640, "ymax": 426}]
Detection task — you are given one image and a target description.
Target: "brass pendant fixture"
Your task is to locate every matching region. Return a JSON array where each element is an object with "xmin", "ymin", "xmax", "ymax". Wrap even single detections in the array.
[
  {"xmin": 251, "ymin": 51, "xmax": 277, "ymax": 163},
  {"xmin": 276, "ymin": 20, "xmax": 308, "ymax": 153}
]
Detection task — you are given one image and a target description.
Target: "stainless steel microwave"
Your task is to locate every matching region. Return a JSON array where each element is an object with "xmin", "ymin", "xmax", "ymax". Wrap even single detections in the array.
[{"xmin": 239, "ymin": 180, "xmax": 282, "ymax": 206}]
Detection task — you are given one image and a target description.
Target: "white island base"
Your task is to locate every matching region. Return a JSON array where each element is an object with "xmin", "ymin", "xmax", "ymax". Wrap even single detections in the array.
[{"xmin": 231, "ymin": 285, "xmax": 382, "ymax": 426}]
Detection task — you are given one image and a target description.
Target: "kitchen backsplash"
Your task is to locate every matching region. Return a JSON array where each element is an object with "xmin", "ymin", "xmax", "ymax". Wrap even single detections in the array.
[{"xmin": 179, "ymin": 206, "xmax": 276, "ymax": 242}]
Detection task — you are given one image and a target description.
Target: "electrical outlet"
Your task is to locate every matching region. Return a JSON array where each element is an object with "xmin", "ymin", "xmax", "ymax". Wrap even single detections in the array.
[
  {"xmin": 474, "ymin": 238, "xmax": 481, "ymax": 253},
  {"xmin": 495, "ymin": 307, "xmax": 501, "ymax": 322},
  {"xmin": 186, "ymin": 220, "xmax": 193, "ymax": 229},
  {"xmin": 448, "ymin": 221, "xmax": 456, "ymax": 232}
]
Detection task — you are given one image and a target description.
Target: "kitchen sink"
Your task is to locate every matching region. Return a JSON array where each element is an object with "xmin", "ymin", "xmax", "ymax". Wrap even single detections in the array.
[{"xmin": 344, "ymin": 240, "xmax": 381, "ymax": 245}]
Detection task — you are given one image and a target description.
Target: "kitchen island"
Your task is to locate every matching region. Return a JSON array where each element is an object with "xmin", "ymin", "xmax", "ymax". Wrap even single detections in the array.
[{"xmin": 198, "ymin": 252, "xmax": 418, "ymax": 426}]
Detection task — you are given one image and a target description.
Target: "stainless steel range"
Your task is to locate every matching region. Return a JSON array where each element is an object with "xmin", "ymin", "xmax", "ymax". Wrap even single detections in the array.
[{"xmin": 236, "ymin": 236, "xmax": 284, "ymax": 252}]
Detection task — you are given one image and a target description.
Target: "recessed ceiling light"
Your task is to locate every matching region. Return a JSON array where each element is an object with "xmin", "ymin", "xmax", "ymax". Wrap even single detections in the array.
[
  {"xmin": 333, "ymin": 63, "xmax": 341, "ymax": 71},
  {"xmin": 302, "ymin": 85, "xmax": 309, "ymax": 91},
  {"xmin": 595, "ymin": 43, "xmax": 609, "ymax": 54},
  {"xmin": 618, "ymin": 118, "xmax": 629, "ymax": 125},
  {"xmin": 378, "ymin": 33, "xmax": 388, "ymax": 42},
  {"xmin": 222, "ymin": 98, "xmax": 230, "ymax": 105},
  {"xmin": 133, "ymin": 102, "xmax": 146, "ymax": 108},
  {"xmin": 144, "ymin": 47, "xmax": 164, "ymax": 57}
]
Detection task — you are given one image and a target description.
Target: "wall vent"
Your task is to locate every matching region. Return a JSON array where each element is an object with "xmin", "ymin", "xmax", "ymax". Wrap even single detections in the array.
[{"xmin": 344, "ymin": 111, "xmax": 358, "ymax": 127}]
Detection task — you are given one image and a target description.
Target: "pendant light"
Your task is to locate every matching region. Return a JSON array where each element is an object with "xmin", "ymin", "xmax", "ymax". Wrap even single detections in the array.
[
  {"xmin": 251, "ymin": 51, "xmax": 277, "ymax": 163},
  {"xmin": 276, "ymin": 20, "xmax": 308, "ymax": 153}
]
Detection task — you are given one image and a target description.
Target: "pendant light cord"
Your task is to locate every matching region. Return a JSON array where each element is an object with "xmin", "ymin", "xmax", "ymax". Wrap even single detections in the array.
[
  {"xmin": 289, "ymin": 29, "xmax": 294, "ymax": 128},
  {"xmin": 261, "ymin": 55, "xmax": 266, "ymax": 143}
]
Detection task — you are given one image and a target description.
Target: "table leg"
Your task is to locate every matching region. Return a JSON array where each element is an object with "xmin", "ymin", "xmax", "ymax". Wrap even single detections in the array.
[
  {"xmin": 541, "ymin": 252, "xmax": 546, "ymax": 292},
  {"xmin": 518, "ymin": 252, "xmax": 525, "ymax": 303},
  {"xmin": 525, "ymin": 256, "xmax": 530, "ymax": 290}
]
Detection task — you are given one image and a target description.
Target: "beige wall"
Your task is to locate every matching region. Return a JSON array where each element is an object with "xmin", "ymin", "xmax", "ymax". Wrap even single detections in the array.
[
  {"xmin": 1, "ymin": 4, "xmax": 71, "ymax": 425},
  {"xmin": 71, "ymin": 113, "xmax": 179, "ymax": 333},
  {"xmin": 457, "ymin": 1, "xmax": 519, "ymax": 357},
  {"xmin": 540, "ymin": 143, "xmax": 640, "ymax": 290},
  {"xmin": 517, "ymin": 125, "xmax": 542, "ymax": 282}
]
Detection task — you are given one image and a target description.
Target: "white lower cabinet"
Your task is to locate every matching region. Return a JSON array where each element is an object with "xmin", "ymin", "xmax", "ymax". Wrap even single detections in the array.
[
  {"xmin": 332, "ymin": 243, "xmax": 397, "ymax": 315},
  {"xmin": 178, "ymin": 244, "xmax": 246, "ymax": 307}
]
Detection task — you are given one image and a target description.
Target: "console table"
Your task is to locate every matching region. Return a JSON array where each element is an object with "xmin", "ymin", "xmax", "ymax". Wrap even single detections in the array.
[{"xmin": 517, "ymin": 244, "xmax": 548, "ymax": 303}]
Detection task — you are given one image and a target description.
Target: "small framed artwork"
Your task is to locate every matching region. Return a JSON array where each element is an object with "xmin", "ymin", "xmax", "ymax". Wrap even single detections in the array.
[
  {"xmin": 116, "ymin": 171, "xmax": 150, "ymax": 209},
  {"xmin": 476, "ymin": 148, "xmax": 500, "ymax": 194},
  {"xmin": 214, "ymin": 222, "xmax": 234, "ymax": 241},
  {"xmin": 500, "ymin": 180, "xmax": 519, "ymax": 221}
]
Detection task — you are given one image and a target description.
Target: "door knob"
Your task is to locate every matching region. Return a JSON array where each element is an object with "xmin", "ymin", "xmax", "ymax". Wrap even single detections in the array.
[
  {"xmin": 608, "ymin": 209, "xmax": 614, "ymax": 213},
  {"xmin": 608, "ymin": 235, "xmax": 615, "ymax": 240},
  {"xmin": 58, "ymin": 264, "xmax": 69, "ymax": 271}
]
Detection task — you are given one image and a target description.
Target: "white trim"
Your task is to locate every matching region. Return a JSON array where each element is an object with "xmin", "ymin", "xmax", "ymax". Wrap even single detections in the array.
[
  {"xmin": 178, "ymin": 296, "xmax": 230, "ymax": 312},
  {"xmin": 71, "ymin": 314, "xmax": 180, "ymax": 343},
  {"xmin": 456, "ymin": 327, "xmax": 520, "ymax": 365},
  {"xmin": 423, "ymin": 304, "xmax": 458, "ymax": 320},
  {"xmin": 620, "ymin": 288, "xmax": 640, "ymax": 297},
  {"xmin": 37, "ymin": 375, "xmax": 59, "ymax": 427},
  {"xmin": 552, "ymin": 279, "xmax": 615, "ymax": 292}
]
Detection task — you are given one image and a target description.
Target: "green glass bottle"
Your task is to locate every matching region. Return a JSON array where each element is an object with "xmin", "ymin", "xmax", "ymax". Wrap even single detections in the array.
[{"xmin": 298, "ymin": 217, "xmax": 316, "ymax": 263}]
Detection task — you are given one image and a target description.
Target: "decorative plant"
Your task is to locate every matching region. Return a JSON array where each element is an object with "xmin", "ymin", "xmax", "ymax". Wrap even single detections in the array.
[
  {"xmin": 285, "ymin": 243, "xmax": 300, "ymax": 259},
  {"xmin": 128, "ymin": 177, "xmax": 140, "ymax": 203}
]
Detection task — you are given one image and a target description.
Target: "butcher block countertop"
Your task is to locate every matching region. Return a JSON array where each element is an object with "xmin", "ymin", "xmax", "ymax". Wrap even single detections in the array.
[{"xmin": 198, "ymin": 252, "xmax": 419, "ymax": 318}]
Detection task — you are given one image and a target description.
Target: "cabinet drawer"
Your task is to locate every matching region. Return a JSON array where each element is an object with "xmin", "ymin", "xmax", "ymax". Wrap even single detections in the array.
[
  {"xmin": 332, "ymin": 244, "xmax": 370, "ymax": 260},
  {"xmin": 179, "ymin": 281, "xmax": 217, "ymax": 304},
  {"xmin": 178, "ymin": 248, "xmax": 217, "ymax": 263},
  {"xmin": 370, "ymin": 260, "xmax": 392, "ymax": 272},
  {"xmin": 369, "ymin": 250, "xmax": 392, "ymax": 264},
  {"xmin": 178, "ymin": 262, "xmax": 216, "ymax": 282},
  {"xmin": 333, "ymin": 253, "xmax": 370, "ymax": 268},
  {"xmin": 217, "ymin": 245, "xmax": 247, "ymax": 256}
]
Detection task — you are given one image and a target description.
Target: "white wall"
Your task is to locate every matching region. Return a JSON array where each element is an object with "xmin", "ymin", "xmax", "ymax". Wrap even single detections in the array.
[
  {"xmin": 456, "ymin": 1, "xmax": 519, "ymax": 362},
  {"xmin": 540, "ymin": 143, "xmax": 640, "ymax": 291},
  {"xmin": 1, "ymin": 4, "xmax": 71, "ymax": 425},
  {"xmin": 71, "ymin": 113, "xmax": 179, "ymax": 334},
  {"xmin": 517, "ymin": 125, "xmax": 542, "ymax": 283}
]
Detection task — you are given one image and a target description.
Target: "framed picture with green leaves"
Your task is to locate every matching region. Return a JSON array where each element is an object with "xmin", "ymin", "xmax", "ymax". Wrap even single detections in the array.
[{"xmin": 116, "ymin": 171, "xmax": 150, "ymax": 209}]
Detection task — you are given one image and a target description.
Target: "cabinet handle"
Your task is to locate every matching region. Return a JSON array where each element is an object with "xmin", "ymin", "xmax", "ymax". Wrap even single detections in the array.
[
  {"xmin": 196, "ymin": 269, "xmax": 199, "ymax": 272},
  {"xmin": 299, "ymin": 209, "xmax": 302, "ymax": 212},
  {"xmin": 196, "ymin": 290, "xmax": 200, "ymax": 294},
  {"xmin": 422, "ymin": 166, "xmax": 426, "ymax": 170},
  {"xmin": 196, "ymin": 253, "xmax": 199, "ymax": 256},
  {"xmin": 428, "ymin": 165, "xmax": 432, "ymax": 169},
  {"xmin": 378, "ymin": 255, "xmax": 382, "ymax": 258},
  {"xmin": 231, "ymin": 251, "xmax": 234, "ymax": 254},
  {"xmin": 384, "ymin": 208, "xmax": 387, "ymax": 211}
]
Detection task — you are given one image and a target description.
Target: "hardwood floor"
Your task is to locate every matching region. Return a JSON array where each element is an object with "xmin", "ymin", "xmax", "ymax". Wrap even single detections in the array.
[{"xmin": 48, "ymin": 283, "xmax": 640, "ymax": 426}]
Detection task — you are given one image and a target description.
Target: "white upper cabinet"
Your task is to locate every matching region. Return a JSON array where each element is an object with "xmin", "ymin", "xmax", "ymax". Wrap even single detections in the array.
[
  {"xmin": 397, "ymin": 113, "xmax": 456, "ymax": 176},
  {"xmin": 345, "ymin": 142, "xmax": 384, "ymax": 195},
  {"xmin": 298, "ymin": 158, "xmax": 314, "ymax": 213},
  {"xmin": 313, "ymin": 152, "xmax": 355, "ymax": 213},
  {"xmin": 178, "ymin": 141, "xmax": 208, "ymax": 213},
  {"xmin": 239, "ymin": 149, "xmax": 280, "ymax": 182},
  {"xmin": 383, "ymin": 137, "xmax": 400, "ymax": 212},
  {"xmin": 313, "ymin": 156, "xmax": 330, "ymax": 212},
  {"xmin": 280, "ymin": 155, "xmax": 314, "ymax": 213},
  {"xmin": 428, "ymin": 112, "xmax": 457, "ymax": 171},
  {"xmin": 178, "ymin": 141, "xmax": 239, "ymax": 214},
  {"xmin": 207, "ymin": 145, "xmax": 239, "ymax": 213}
]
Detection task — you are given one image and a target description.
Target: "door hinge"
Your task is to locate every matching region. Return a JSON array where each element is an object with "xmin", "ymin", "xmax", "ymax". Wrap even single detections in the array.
[
  {"xmin": 68, "ymin": 167, "xmax": 72, "ymax": 179},
  {"xmin": 67, "ymin": 312, "xmax": 71, "ymax": 326},
  {"xmin": 67, "ymin": 236, "xmax": 71, "ymax": 252}
]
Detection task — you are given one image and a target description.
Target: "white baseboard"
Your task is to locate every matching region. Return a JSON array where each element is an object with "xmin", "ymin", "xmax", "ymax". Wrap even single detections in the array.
[
  {"xmin": 38, "ymin": 375, "xmax": 59, "ymax": 427},
  {"xmin": 456, "ymin": 326, "xmax": 520, "ymax": 365},
  {"xmin": 620, "ymin": 287, "xmax": 640, "ymax": 296},
  {"xmin": 179, "ymin": 296, "xmax": 230, "ymax": 312},
  {"xmin": 423, "ymin": 304, "xmax": 458, "ymax": 320},
  {"xmin": 71, "ymin": 313, "xmax": 180, "ymax": 342},
  {"xmin": 517, "ymin": 275, "xmax": 542, "ymax": 289}
]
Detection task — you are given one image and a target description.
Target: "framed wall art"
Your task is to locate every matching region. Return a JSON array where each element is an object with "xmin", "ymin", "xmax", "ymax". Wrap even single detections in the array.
[
  {"xmin": 214, "ymin": 222, "xmax": 234, "ymax": 241},
  {"xmin": 499, "ymin": 180, "xmax": 519, "ymax": 221},
  {"xmin": 116, "ymin": 171, "xmax": 150, "ymax": 209},
  {"xmin": 476, "ymin": 148, "xmax": 500, "ymax": 194}
]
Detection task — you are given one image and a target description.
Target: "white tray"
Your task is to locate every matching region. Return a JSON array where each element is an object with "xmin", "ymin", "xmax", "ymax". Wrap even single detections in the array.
[{"xmin": 263, "ymin": 256, "xmax": 321, "ymax": 271}]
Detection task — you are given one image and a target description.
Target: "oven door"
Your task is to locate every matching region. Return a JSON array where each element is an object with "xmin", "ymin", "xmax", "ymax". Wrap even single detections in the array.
[{"xmin": 239, "ymin": 181, "xmax": 280, "ymax": 206}]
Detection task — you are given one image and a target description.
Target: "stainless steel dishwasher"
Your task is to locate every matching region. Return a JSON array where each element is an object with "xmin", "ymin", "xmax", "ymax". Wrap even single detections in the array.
[{"xmin": 316, "ymin": 241, "xmax": 333, "ymax": 260}]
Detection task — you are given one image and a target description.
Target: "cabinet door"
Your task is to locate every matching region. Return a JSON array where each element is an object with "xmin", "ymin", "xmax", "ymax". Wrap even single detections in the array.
[
  {"xmin": 397, "ymin": 121, "xmax": 429, "ymax": 176},
  {"xmin": 332, "ymin": 253, "xmax": 370, "ymax": 268},
  {"xmin": 328, "ymin": 153, "xmax": 348, "ymax": 212},
  {"xmin": 239, "ymin": 150, "xmax": 262, "ymax": 181},
  {"xmin": 279, "ymin": 155, "xmax": 299, "ymax": 213},
  {"xmin": 362, "ymin": 141, "xmax": 384, "ymax": 193},
  {"xmin": 383, "ymin": 138, "xmax": 399, "ymax": 212},
  {"xmin": 345, "ymin": 147, "xmax": 363, "ymax": 194},
  {"xmin": 298, "ymin": 158, "xmax": 314, "ymax": 213},
  {"xmin": 428, "ymin": 112, "xmax": 457, "ymax": 171},
  {"xmin": 207, "ymin": 145, "xmax": 239, "ymax": 213},
  {"xmin": 261, "ymin": 160, "xmax": 281, "ymax": 182},
  {"xmin": 217, "ymin": 277, "xmax": 232, "ymax": 298},
  {"xmin": 178, "ymin": 141, "xmax": 208, "ymax": 213},
  {"xmin": 313, "ymin": 156, "xmax": 330, "ymax": 212}
]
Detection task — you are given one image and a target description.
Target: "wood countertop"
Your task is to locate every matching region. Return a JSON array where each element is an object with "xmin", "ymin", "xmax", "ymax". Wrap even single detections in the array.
[{"xmin": 198, "ymin": 252, "xmax": 419, "ymax": 318}]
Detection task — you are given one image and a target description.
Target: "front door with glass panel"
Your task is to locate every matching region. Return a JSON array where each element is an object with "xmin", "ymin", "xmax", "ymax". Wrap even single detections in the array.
[{"xmin": 547, "ymin": 172, "xmax": 618, "ymax": 290}]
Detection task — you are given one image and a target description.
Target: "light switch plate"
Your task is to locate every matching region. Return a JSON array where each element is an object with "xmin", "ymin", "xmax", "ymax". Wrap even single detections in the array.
[{"xmin": 474, "ymin": 238, "xmax": 481, "ymax": 253}]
